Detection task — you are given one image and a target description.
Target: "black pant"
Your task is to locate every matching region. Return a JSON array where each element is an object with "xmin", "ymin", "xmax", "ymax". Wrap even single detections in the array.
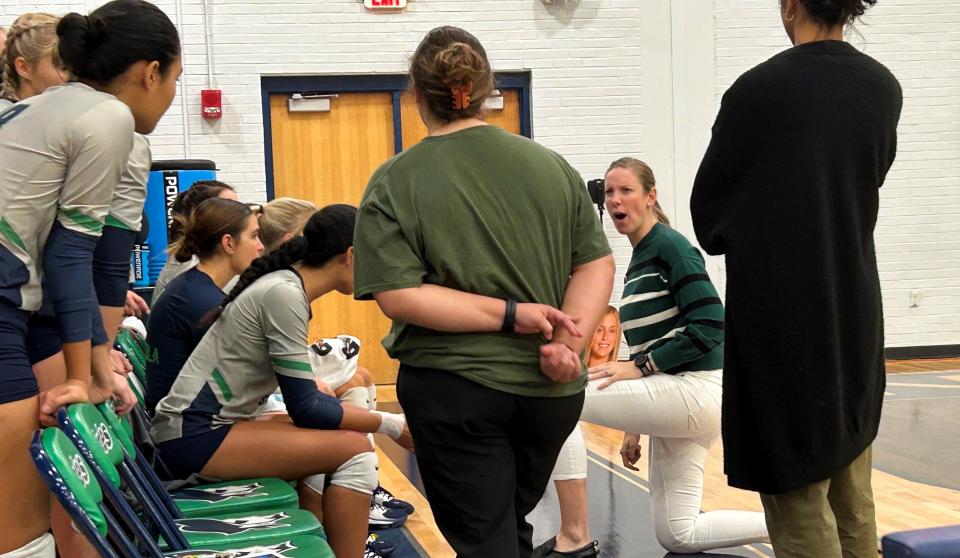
[{"xmin": 398, "ymin": 364, "xmax": 584, "ymax": 558}]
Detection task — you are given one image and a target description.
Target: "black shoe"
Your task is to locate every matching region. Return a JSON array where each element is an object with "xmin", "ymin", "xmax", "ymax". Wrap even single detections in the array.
[
  {"xmin": 534, "ymin": 537, "xmax": 558, "ymax": 558},
  {"xmin": 544, "ymin": 540, "xmax": 599, "ymax": 558}
]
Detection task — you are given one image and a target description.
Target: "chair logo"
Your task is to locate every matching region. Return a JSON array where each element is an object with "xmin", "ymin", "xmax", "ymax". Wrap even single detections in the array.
[
  {"xmin": 175, "ymin": 483, "xmax": 266, "ymax": 503},
  {"xmin": 71, "ymin": 454, "xmax": 90, "ymax": 486},
  {"xmin": 166, "ymin": 541, "xmax": 297, "ymax": 558},
  {"xmin": 94, "ymin": 423, "xmax": 113, "ymax": 452},
  {"xmin": 176, "ymin": 512, "xmax": 292, "ymax": 535}
]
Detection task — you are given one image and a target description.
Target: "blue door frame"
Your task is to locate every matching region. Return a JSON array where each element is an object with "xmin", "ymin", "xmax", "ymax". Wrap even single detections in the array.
[{"xmin": 260, "ymin": 72, "xmax": 532, "ymax": 200}]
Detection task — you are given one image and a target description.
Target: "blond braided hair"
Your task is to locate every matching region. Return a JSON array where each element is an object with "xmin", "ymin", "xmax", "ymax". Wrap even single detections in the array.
[{"xmin": 1, "ymin": 13, "xmax": 60, "ymax": 102}]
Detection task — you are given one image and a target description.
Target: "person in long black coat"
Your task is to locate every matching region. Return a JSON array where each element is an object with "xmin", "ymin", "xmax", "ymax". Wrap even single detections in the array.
[{"xmin": 690, "ymin": 1, "xmax": 902, "ymax": 556}]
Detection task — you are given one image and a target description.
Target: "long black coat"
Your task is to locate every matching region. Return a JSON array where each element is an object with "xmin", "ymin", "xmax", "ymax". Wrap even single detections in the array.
[{"xmin": 691, "ymin": 40, "xmax": 903, "ymax": 494}]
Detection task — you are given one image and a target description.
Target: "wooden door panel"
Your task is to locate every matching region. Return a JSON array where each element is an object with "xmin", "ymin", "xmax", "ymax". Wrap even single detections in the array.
[
  {"xmin": 270, "ymin": 92, "xmax": 398, "ymax": 384},
  {"xmin": 269, "ymin": 86, "xmax": 523, "ymax": 385}
]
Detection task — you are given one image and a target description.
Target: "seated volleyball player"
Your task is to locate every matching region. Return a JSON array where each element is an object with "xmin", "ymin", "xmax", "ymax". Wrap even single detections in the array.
[
  {"xmin": 149, "ymin": 196, "xmax": 321, "ymax": 410},
  {"xmin": 151, "ymin": 180, "xmax": 238, "ymax": 305},
  {"xmin": 146, "ymin": 198, "xmax": 262, "ymax": 410},
  {"xmin": 152, "ymin": 205, "xmax": 411, "ymax": 557},
  {"xmin": 305, "ymin": 335, "xmax": 416, "ymax": 527}
]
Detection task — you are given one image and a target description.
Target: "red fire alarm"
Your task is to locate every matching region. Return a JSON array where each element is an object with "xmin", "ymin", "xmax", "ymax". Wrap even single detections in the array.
[{"xmin": 201, "ymin": 89, "xmax": 222, "ymax": 120}]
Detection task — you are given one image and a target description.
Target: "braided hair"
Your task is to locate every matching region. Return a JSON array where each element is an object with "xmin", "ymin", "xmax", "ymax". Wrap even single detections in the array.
[
  {"xmin": 1, "ymin": 13, "xmax": 60, "ymax": 102},
  {"xmin": 206, "ymin": 204, "xmax": 357, "ymax": 324}
]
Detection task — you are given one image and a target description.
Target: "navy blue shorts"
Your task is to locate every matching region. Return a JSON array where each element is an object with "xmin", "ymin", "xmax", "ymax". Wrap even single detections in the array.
[
  {"xmin": 0, "ymin": 300, "xmax": 38, "ymax": 404},
  {"xmin": 26, "ymin": 313, "xmax": 62, "ymax": 365},
  {"xmin": 158, "ymin": 425, "xmax": 233, "ymax": 480}
]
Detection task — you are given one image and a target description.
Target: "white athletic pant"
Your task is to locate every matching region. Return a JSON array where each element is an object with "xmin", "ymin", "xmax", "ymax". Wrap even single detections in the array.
[{"xmin": 551, "ymin": 370, "xmax": 769, "ymax": 554}]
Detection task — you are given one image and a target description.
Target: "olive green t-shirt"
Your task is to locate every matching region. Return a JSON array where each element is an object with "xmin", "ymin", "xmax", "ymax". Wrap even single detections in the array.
[{"xmin": 354, "ymin": 125, "xmax": 611, "ymax": 397}]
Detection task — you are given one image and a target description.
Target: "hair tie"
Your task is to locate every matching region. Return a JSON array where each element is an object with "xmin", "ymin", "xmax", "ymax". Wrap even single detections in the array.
[{"xmin": 451, "ymin": 81, "xmax": 473, "ymax": 110}]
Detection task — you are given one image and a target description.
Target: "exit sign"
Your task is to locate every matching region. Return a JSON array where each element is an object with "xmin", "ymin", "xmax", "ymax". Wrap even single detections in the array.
[{"xmin": 365, "ymin": 0, "xmax": 407, "ymax": 9}]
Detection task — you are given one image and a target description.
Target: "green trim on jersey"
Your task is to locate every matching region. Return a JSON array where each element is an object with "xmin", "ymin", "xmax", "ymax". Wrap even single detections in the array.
[
  {"xmin": 211, "ymin": 368, "xmax": 234, "ymax": 402},
  {"xmin": 0, "ymin": 217, "xmax": 26, "ymax": 251},
  {"xmin": 105, "ymin": 214, "xmax": 133, "ymax": 231},
  {"xmin": 272, "ymin": 358, "xmax": 311, "ymax": 374},
  {"xmin": 59, "ymin": 207, "xmax": 104, "ymax": 234}
]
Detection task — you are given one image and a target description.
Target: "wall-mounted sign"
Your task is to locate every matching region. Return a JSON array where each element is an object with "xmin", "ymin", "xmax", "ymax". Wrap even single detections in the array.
[{"xmin": 365, "ymin": 0, "xmax": 407, "ymax": 10}]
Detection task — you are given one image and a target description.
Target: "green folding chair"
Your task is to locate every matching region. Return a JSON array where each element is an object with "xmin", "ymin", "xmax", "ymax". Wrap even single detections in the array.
[
  {"xmin": 60, "ymin": 403, "xmax": 323, "ymax": 550},
  {"xmin": 96, "ymin": 400, "xmax": 301, "ymax": 519},
  {"xmin": 31, "ymin": 427, "xmax": 333, "ymax": 558},
  {"xmin": 115, "ymin": 327, "xmax": 148, "ymax": 386},
  {"xmin": 127, "ymin": 373, "xmax": 147, "ymax": 408}
]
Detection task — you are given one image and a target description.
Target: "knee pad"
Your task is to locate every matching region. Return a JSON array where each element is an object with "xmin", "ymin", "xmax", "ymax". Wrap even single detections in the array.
[
  {"xmin": 367, "ymin": 384, "xmax": 377, "ymax": 411},
  {"xmin": 340, "ymin": 386, "xmax": 369, "ymax": 410},
  {"xmin": 329, "ymin": 451, "xmax": 378, "ymax": 495},
  {"xmin": 1, "ymin": 532, "xmax": 55, "ymax": 558},
  {"xmin": 302, "ymin": 473, "xmax": 325, "ymax": 495}
]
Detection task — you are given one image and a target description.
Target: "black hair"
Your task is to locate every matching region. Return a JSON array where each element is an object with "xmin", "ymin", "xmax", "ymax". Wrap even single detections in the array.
[
  {"xmin": 167, "ymin": 180, "xmax": 236, "ymax": 249},
  {"xmin": 206, "ymin": 204, "xmax": 357, "ymax": 324},
  {"xmin": 57, "ymin": 0, "xmax": 180, "ymax": 84},
  {"xmin": 796, "ymin": 0, "xmax": 877, "ymax": 26},
  {"xmin": 173, "ymin": 198, "xmax": 254, "ymax": 263}
]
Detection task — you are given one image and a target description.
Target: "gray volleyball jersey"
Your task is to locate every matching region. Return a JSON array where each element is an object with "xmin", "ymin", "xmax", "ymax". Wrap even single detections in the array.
[
  {"xmin": 0, "ymin": 83, "xmax": 134, "ymax": 311},
  {"xmin": 152, "ymin": 269, "xmax": 315, "ymax": 442},
  {"xmin": 108, "ymin": 133, "xmax": 151, "ymax": 231}
]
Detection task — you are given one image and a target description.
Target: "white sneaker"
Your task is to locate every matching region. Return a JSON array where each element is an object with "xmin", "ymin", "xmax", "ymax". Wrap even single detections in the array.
[{"xmin": 369, "ymin": 502, "xmax": 408, "ymax": 529}]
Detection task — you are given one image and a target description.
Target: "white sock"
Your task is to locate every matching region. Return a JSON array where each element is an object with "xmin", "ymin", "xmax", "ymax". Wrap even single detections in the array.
[{"xmin": 373, "ymin": 411, "xmax": 404, "ymax": 440}]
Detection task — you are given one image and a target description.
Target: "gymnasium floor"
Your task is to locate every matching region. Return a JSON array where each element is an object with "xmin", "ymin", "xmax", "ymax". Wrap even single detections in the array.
[{"xmin": 373, "ymin": 359, "xmax": 960, "ymax": 557}]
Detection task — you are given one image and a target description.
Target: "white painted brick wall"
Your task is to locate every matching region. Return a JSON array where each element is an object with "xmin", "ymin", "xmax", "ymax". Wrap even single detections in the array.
[
  {"xmin": 3, "ymin": 0, "xmax": 957, "ymax": 348},
  {"xmin": 715, "ymin": 0, "xmax": 960, "ymax": 348}
]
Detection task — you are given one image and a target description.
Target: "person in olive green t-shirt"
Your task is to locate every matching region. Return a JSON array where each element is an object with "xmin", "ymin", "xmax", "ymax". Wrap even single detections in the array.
[{"xmin": 354, "ymin": 26, "xmax": 614, "ymax": 558}]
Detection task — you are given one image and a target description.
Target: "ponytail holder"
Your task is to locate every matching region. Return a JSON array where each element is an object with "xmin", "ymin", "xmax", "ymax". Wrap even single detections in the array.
[{"xmin": 451, "ymin": 81, "xmax": 473, "ymax": 110}]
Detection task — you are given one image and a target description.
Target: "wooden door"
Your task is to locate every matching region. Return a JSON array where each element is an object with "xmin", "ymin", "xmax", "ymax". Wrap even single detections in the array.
[
  {"xmin": 269, "ymin": 87, "xmax": 523, "ymax": 384},
  {"xmin": 270, "ymin": 93, "xmax": 398, "ymax": 384}
]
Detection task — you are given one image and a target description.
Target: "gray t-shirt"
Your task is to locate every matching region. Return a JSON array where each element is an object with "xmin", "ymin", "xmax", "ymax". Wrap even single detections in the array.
[
  {"xmin": 0, "ymin": 82, "xmax": 134, "ymax": 311},
  {"xmin": 152, "ymin": 269, "xmax": 315, "ymax": 442}
]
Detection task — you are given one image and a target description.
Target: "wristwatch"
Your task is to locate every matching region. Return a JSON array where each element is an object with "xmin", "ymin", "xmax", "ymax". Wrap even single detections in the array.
[{"xmin": 633, "ymin": 353, "xmax": 656, "ymax": 377}]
